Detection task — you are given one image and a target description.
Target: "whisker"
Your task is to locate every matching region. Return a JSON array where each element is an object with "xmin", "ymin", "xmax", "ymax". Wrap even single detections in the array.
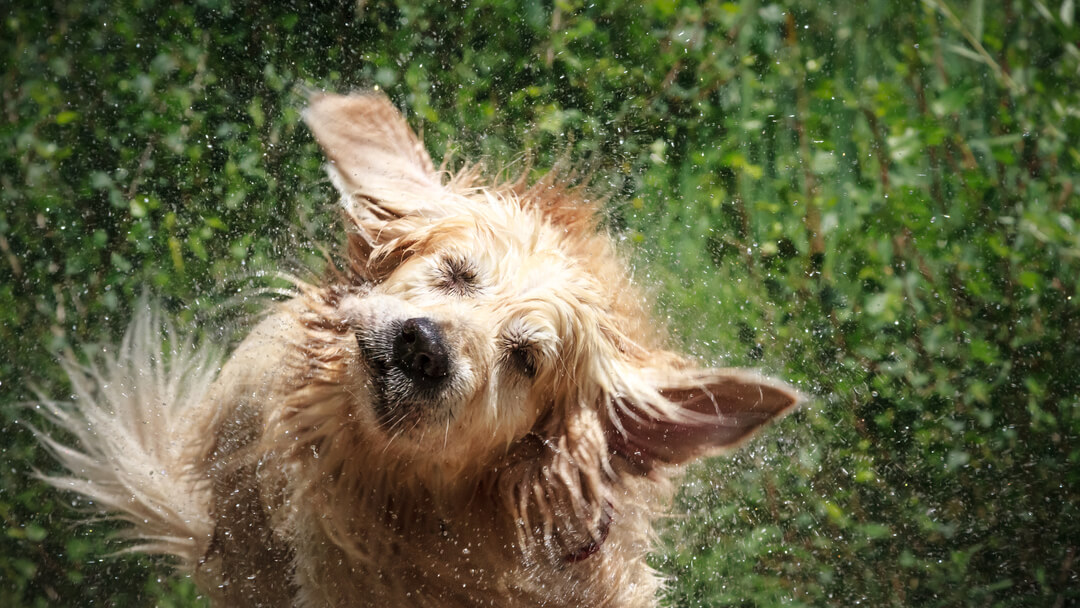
[
  {"xmin": 381, "ymin": 411, "xmax": 412, "ymax": 454},
  {"xmin": 409, "ymin": 414, "xmax": 426, "ymax": 436}
]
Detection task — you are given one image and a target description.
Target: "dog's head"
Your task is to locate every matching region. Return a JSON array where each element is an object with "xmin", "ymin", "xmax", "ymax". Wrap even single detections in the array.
[{"xmin": 290, "ymin": 92, "xmax": 799, "ymax": 508}]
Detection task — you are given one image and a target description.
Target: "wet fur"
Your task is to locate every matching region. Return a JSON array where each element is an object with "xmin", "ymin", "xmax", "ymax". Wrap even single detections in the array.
[{"xmin": 37, "ymin": 93, "xmax": 800, "ymax": 607}]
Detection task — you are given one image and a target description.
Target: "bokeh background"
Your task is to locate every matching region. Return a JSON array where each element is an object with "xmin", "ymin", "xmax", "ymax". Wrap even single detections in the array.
[{"xmin": 3, "ymin": 1, "xmax": 1078, "ymax": 605}]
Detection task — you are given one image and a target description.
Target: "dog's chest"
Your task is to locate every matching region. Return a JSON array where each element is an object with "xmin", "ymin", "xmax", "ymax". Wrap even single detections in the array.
[{"xmin": 286, "ymin": 503, "xmax": 645, "ymax": 608}]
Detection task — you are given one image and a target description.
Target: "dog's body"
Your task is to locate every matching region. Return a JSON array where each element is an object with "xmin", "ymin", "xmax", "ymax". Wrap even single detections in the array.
[{"xmin": 38, "ymin": 93, "xmax": 799, "ymax": 607}]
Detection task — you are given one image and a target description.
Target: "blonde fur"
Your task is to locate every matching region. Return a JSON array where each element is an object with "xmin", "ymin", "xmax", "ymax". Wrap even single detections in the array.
[
  {"xmin": 34, "ymin": 305, "xmax": 218, "ymax": 566},
  {"xmin": 39, "ymin": 92, "xmax": 800, "ymax": 607}
]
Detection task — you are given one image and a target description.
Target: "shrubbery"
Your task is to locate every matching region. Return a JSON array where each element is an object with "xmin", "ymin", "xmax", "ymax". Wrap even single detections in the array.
[{"xmin": 2, "ymin": 1, "xmax": 1077, "ymax": 605}]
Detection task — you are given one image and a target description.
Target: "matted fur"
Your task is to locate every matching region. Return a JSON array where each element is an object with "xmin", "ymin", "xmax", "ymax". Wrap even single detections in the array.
[{"xmin": 39, "ymin": 92, "xmax": 800, "ymax": 607}]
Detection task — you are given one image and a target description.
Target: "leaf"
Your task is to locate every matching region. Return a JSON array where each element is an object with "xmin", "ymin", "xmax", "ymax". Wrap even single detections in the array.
[
  {"xmin": 55, "ymin": 111, "xmax": 79, "ymax": 125},
  {"xmin": 966, "ymin": 0, "xmax": 985, "ymax": 44},
  {"xmin": 1017, "ymin": 271, "xmax": 1040, "ymax": 289}
]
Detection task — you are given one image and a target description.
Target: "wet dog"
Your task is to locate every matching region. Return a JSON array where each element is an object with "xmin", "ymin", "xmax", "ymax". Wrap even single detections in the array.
[{"xmin": 38, "ymin": 92, "xmax": 799, "ymax": 607}]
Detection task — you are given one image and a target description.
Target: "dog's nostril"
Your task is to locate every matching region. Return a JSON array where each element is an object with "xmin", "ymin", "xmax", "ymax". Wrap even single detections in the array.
[{"xmin": 393, "ymin": 318, "xmax": 450, "ymax": 386}]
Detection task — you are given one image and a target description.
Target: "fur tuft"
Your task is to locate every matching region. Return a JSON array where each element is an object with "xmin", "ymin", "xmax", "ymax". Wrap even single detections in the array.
[{"xmin": 33, "ymin": 304, "xmax": 219, "ymax": 566}]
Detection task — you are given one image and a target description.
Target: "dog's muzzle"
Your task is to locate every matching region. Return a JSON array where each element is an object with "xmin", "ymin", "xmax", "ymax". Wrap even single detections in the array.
[
  {"xmin": 357, "ymin": 315, "xmax": 456, "ymax": 429},
  {"xmin": 392, "ymin": 317, "xmax": 450, "ymax": 390}
]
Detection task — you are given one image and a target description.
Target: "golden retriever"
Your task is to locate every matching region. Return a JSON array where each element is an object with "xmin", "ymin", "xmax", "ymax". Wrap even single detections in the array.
[{"xmin": 38, "ymin": 92, "xmax": 799, "ymax": 607}]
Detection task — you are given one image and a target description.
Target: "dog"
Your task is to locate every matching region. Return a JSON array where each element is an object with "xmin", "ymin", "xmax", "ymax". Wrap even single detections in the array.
[{"xmin": 37, "ymin": 92, "xmax": 800, "ymax": 607}]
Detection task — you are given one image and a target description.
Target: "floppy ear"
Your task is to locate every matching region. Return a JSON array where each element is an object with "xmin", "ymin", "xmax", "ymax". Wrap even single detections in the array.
[
  {"xmin": 609, "ymin": 368, "xmax": 801, "ymax": 470},
  {"xmin": 304, "ymin": 91, "xmax": 444, "ymax": 213},
  {"xmin": 304, "ymin": 92, "xmax": 450, "ymax": 277}
]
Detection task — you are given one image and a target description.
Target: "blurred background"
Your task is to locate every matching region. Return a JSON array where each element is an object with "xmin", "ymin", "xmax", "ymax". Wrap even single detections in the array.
[{"xmin": 2, "ymin": 1, "xmax": 1078, "ymax": 605}]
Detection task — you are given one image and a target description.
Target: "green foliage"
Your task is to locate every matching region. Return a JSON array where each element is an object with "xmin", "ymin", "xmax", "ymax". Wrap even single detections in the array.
[{"xmin": 2, "ymin": 0, "xmax": 1078, "ymax": 606}]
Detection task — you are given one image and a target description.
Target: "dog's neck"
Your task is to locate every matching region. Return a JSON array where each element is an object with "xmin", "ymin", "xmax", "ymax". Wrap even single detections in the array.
[{"xmin": 288, "ymin": 429, "xmax": 619, "ymax": 569}]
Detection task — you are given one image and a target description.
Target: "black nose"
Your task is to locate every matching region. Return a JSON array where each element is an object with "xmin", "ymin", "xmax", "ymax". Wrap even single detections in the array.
[{"xmin": 392, "ymin": 317, "xmax": 450, "ymax": 388}]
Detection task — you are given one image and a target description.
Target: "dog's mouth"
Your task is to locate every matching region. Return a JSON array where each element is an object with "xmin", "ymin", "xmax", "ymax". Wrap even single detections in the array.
[{"xmin": 356, "ymin": 317, "xmax": 456, "ymax": 432}]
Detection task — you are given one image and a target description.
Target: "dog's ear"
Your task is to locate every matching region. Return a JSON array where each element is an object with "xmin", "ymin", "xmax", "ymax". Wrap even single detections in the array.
[
  {"xmin": 609, "ymin": 368, "xmax": 800, "ymax": 469},
  {"xmin": 304, "ymin": 91, "xmax": 443, "ymax": 212},
  {"xmin": 304, "ymin": 92, "xmax": 449, "ymax": 277}
]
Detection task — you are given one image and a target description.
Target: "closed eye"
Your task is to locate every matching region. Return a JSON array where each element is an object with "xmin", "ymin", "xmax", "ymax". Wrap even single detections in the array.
[
  {"xmin": 501, "ymin": 338, "xmax": 537, "ymax": 379},
  {"xmin": 435, "ymin": 255, "xmax": 480, "ymax": 296}
]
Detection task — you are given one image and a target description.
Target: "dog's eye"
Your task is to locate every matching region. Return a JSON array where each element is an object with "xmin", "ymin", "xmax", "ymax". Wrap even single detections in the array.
[
  {"xmin": 502, "ymin": 341, "xmax": 537, "ymax": 379},
  {"xmin": 436, "ymin": 255, "xmax": 480, "ymax": 296}
]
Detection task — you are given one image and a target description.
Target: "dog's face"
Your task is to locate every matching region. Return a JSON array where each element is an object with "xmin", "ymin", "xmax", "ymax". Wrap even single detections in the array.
[
  {"xmin": 297, "ymin": 93, "xmax": 799, "ymax": 485},
  {"xmin": 338, "ymin": 201, "xmax": 604, "ymax": 461}
]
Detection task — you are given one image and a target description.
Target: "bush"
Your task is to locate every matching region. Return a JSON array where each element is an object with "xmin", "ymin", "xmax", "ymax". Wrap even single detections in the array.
[{"xmin": 2, "ymin": 1, "xmax": 1077, "ymax": 605}]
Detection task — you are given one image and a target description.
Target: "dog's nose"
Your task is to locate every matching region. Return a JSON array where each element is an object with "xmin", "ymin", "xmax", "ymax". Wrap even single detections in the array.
[{"xmin": 393, "ymin": 317, "xmax": 450, "ymax": 388}]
